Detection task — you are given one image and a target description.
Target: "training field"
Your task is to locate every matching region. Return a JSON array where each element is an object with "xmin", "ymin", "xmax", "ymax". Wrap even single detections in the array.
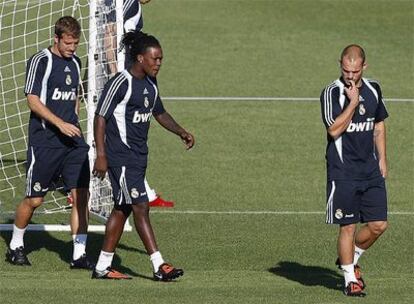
[{"xmin": 0, "ymin": 0, "xmax": 413, "ymax": 303}]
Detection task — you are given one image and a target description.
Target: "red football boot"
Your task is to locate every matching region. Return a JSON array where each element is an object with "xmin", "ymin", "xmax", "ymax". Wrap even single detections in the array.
[{"xmin": 149, "ymin": 196, "xmax": 175, "ymax": 208}]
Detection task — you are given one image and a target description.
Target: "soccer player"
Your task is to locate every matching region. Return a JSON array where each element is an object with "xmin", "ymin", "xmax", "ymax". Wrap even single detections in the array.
[
  {"xmin": 320, "ymin": 45, "xmax": 389, "ymax": 297},
  {"xmin": 5, "ymin": 16, "xmax": 94, "ymax": 269},
  {"xmin": 91, "ymin": 30, "xmax": 194, "ymax": 280},
  {"xmin": 103, "ymin": 0, "xmax": 174, "ymax": 208}
]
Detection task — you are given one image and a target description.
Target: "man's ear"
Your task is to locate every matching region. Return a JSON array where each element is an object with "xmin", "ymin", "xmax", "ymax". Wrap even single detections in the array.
[
  {"xmin": 137, "ymin": 54, "xmax": 144, "ymax": 63},
  {"xmin": 362, "ymin": 62, "xmax": 368, "ymax": 71}
]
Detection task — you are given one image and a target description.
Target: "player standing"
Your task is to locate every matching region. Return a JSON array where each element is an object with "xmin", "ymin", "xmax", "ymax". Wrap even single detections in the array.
[
  {"xmin": 91, "ymin": 31, "xmax": 194, "ymax": 280},
  {"xmin": 320, "ymin": 44, "xmax": 389, "ymax": 297},
  {"xmin": 103, "ymin": 0, "xmax": 174, "ymax": 208},
  {"xmin": 6, "ymin": 16, "xmax": 93, "ymax": 269}
]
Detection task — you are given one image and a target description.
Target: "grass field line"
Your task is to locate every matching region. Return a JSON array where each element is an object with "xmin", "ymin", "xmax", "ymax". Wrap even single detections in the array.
[
  {"xmin": 163, "ymin": 96, "xmax": 414, "ymax": 102},
  {"xmin": 150, "ymin": 210, "xmax": 414, "ymax": 215}
]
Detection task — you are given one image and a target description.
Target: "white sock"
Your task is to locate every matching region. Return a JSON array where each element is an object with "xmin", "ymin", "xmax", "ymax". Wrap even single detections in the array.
[
  {"xmin": 95, "ymin": 251, "xmax": 114, "ymax": 272},
  {"xmin": 353, "ymin": 246, "xmax": 365, "ymax": 265},
  {"xmin": 72, "ymin": 234, "xmax": 87, "ymax": 260},
  {"xmin": 342, "ymin": 264, "xmax": 358, "ymax": 286},
  {"xmin": 150, "ymin": 251, "xmax": 165, "ymax": 272},
  {"xmin": 10, "ymin": 225, "xmax": 26, "ymax": 250},
  {"xmin": 144, "ymin": 178, "xmax": 157, "ymax": 202}
]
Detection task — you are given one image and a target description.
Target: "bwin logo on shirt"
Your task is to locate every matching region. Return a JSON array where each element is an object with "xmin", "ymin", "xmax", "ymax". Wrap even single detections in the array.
[
  {"xmin": 347, "ymin": 118, "xmax": 375, "ymax": 133},
  {"xmin": 132, "ymin": 111, "xmax": 152, "ymax": 123},
  {"xmin": 51, "ymin": 88, "xmax": 76, "ymax": 101}
]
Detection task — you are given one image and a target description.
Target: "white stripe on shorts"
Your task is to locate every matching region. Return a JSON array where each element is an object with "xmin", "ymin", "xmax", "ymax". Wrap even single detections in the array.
[{"xmin": 326, "ymin": 180, "xmax": 336, "ymax": 224}]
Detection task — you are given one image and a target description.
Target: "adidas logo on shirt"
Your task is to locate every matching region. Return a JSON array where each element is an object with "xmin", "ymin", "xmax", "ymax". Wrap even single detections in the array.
[
  {"xmin": 64, "ymin": 66, "xmax": 71, "ymax": 72},
  {"xmin": 143, "ymin": 88, "xmax": 149, "ymax": 95},
  {"xmin": 359, "ymin": 95, "xmax": 365, "ymax": 102}
]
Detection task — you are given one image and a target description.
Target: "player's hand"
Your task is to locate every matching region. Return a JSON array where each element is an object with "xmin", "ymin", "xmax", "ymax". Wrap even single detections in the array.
[
  {"xmin": 93, "ymin": 156, "xmax": 108, "ymax": 180},
  {"xmin": 344, "ymin": 80, "xmax": 360, "ymax": 106},
  {"xmin": 57, "ymin": 121, "xmax": 81, "ymax": 137},
  {"xmin": 140, "ymin": 0, "xmax": 152, "ymax": 4},
  {"xmin": 379, "ymin": 158, "xmax": 388, "ymax": 179},
  {"xmin": 180, "ymin": 131, "xmax": 195, "ymax": 150}
]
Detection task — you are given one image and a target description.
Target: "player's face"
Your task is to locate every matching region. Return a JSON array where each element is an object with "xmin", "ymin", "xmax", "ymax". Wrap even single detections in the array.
[
  {"xmin": 340, "ymin": 57, "xmax": 366, "ymax": 87},
  {"xmin": 54, "ymin": 33, "xmax": 80, "ymax": 58},
  {"xmin": 141, "ymin": 47, "xmax": 163, "ymax": 77}
]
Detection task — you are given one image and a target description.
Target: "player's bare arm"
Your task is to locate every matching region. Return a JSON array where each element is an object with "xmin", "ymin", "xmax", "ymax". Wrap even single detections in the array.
[
  {"xmin": 154, "ymin": 112, "xmax": 195, "ymax": 150},
  {"xmin": 27, "ymin": 94, "xmax": 81, "ymax": 137},
  {"xmin": 92, "ymin": 115, "xmax": 108, "ymax": 179},
  {"xmin": 327, "ymin": 80, "xmax": 360, "ymax": 139},
  {"xmin": 374, "ymin": 121, "xmax": 387, "ymax": 178}
]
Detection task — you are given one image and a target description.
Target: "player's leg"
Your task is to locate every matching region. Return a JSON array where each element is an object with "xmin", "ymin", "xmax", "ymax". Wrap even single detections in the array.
[
  {"xmin": 103, "ymin": 0, "xmax": 117, "ymax": 76},
  {"xmin": 355, "ymin": 176, "xmax": 388, "ymax": 251},
  {"xmin": 355, "ymin": 220, "xmax": 388, "ymax": 250},
  {"xmin": 131, "ymin": 202, "xmax": 157, "ymax": 253},
  {"xmin": 338, "ymin": 224, "xmax": 356, "ymax": 265},
  {"xmin": 92, "ymin": 205, "xmax": 133, "ymax": 279},
  {"xmin": 145, "ymin": 177, "xmax": 174, "ymax": 208},
  {"xmin": 62, "ymin": 147, "xmax": 94, "ymax": 269},
  {"xmin": 327, "ymin": 180, "xmax": 365, "ymax": 296},
  {"xmin": 122, "ymin": 165, "xmax": 183, "ymax": 280},
  {"xmin": 92, "ymin": 166, "xmax": 133, "ymax": 279},
  {"xmin": 69, "ymin": 187, "xmax": 89, "ymax": 235},
  {"xmin": 6, "ymin": 146, "xmax": 64, "ymax": 265},
  {"xmin": 131, "ymin": 202, "xmax": 184, "ymax": 281},
  {"xmin": 6, "ymin": 197, "xmax": 44, "ymax": 266}
]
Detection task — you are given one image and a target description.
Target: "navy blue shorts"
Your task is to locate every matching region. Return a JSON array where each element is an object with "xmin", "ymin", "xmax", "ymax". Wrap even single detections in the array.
[
  {"xmin": 25, "ymin": 146, "xmax": 90, "ymax": 197},
  {"xmin": 325, "ymin": 176, "xmax": 387, "ymax": 224},
  {"xmin": 108, "ymin": 164, "xmax": 149, "ymax": 205}
]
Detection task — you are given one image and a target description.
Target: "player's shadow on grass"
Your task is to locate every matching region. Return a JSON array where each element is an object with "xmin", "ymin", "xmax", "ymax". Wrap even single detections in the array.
[
  {"xmin": 0, "ymin": 230, "xmax": 153, "ymax": 280},
  {"xmin": 268, "ymin": 261, "xmax": 342, "ymax": 291}
]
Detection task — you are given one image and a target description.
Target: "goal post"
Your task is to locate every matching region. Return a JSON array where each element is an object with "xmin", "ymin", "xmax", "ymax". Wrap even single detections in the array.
[{"xmin": 0, "ymin": 0, "xmax": 131, "ymax": 232}]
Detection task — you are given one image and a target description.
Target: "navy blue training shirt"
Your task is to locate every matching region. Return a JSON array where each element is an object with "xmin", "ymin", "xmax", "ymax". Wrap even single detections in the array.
[
  {"xmin": 320, "ymin": 77, "xmax": 388, "ymax": 181},
  {"xmin": 96, "ymin": 70, "xmax": 166, "ymax": 167},
  {"xmin": 24, "ymin": 48, "xmax": 87, "ymax": 148},
  {"xmin": 104, "ymin": 0, "xmax": 144, "ymax": 31}
]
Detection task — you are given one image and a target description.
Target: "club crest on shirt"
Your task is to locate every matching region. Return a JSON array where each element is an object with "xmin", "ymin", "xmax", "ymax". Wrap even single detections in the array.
[
  {"xmin": 33, "ymin": 182, "xmax": 42, "ymax": 192},
  {"xmin": 359, "ymin": 104, "xmax": 366, "ymax": 115},
  {"xmin": 335, "ymin": 209, "xmax": 343, "ymax": 220},
  {"xmin": 131, "ymin": 188, "xmax": 139, "ymax": 198},
  {"xmin": 65, "ymin": 74, "xmax": 72, "ymax": 85},
  {"xmin": 144, "ymin": 97, "xmax": 149, "ymax": 108}
]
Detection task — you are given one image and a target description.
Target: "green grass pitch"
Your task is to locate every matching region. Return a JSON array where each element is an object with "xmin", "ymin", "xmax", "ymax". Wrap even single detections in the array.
[{"xmin": 0, "ymin": 0, "xmax": 413, "ymax": 303}]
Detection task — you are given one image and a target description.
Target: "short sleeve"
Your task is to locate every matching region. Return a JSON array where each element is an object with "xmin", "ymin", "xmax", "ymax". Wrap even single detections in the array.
[
  {"xmin": 320, "ymin": 85, "xmax": 341, "ymax": 129},
  {"xmin": 371, "ymin": 82, "xmax": 389, "ymax": 122},
  {"xmin": 96, "ymin": 73, "xmax": 128, "ymax": 120},
  {"xmin": 24, "ymin": 52, "xmax": 48, "ymax": 97},
  {"xmin": 152, "ymin": 95, "xmax": 165, "ymax": 116}
]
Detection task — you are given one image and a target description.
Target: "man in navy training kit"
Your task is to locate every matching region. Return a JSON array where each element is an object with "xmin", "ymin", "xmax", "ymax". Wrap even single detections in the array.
[
  {"xmin": 5, "ymin": 16, "xmax": 94, "ymax": 269},
  {"xmin": 103, "ymin": 0, "xmax": 173, "ymax": 207},
  {"xmin": 92, "ymin": 30, "xmax": 194, "ymax": 280},
  {"xmin": 320, "ymin": 44, "xmax": 388, "ymax": 297}
]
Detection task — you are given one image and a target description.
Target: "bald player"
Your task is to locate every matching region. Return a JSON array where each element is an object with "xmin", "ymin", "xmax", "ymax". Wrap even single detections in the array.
[{"xmin": 320, "ymin": 44, "xmax": 389, "ymax": 297}]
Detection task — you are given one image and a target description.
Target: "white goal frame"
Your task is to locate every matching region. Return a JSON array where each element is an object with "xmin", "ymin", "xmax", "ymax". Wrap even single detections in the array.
[{"xmin": 0, "ymin": 0, "xmax": 132, "ymax": 232}]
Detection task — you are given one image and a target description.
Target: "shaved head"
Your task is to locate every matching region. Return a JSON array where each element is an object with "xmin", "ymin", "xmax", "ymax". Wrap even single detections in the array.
[{"xmin": 340, "ymin": 44, "xmax": 366, "ymax": 64}]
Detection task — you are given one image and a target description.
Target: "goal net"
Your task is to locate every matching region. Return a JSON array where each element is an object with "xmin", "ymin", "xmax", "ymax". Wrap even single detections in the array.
[{"xmin": 0, "ymin": 0, "xmax": 131, "ymax": 231}]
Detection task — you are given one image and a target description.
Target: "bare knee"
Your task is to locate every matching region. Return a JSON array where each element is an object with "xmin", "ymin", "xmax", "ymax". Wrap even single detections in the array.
[
  {"xmin": 339, "ymin": 223, "xmax": 357, "ymax": 236},
  {"xmin": 132, "ymin": 203, "xmax": 149, "ymax": 218},
  {"xmin": 70, "ymin": 188, "xmax": 89, "ymax": 208},
  {"xmin": 368, "ymin": 221, "xmax": 388, "ymax": 236},
  {"xmin": 24, "ymin": 197, "xmax": 44, "ymax": 209}
]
